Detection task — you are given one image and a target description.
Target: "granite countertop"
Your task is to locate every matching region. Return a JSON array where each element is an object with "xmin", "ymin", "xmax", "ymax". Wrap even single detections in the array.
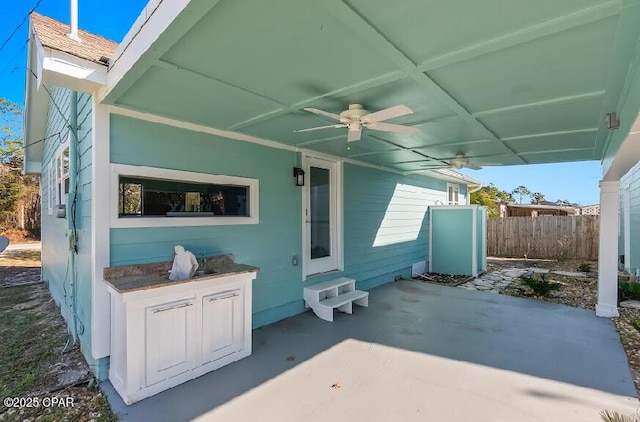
[{"xmin": 103, "ymin": 254, "xmax": 259, "ymax": 294}]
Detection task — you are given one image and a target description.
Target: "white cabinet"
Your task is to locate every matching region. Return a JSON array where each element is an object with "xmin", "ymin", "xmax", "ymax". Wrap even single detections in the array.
[
  {"xmin": 202, "ymin": 289, "xmax": 244, "ymax": 364},
  {"xmin": 145, "ymin": 298, "xmax": 197, "ymax": 386},
  {"xmin": 107, "ymin": 272, "xmax": 255, "ymax": 405}
]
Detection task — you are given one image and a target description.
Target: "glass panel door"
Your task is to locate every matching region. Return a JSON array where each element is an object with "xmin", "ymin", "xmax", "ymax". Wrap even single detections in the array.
[{"xmin": 305, "ymin": 157, "xmax": 338, "ymax": 275}]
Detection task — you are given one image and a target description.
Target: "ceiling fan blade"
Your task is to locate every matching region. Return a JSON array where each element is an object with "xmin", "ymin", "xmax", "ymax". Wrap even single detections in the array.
[
  {"xmin": 347, "ymin": 128, "xmax": 362, "ymax": 142},
  {"xmin": 302, "ymin": 108, "xmax": 342, "ymax": 121},
  {"xmin": 465, "ymin": 163, "xmax": 482, "ymax": 170},
  {"xmin": 293, "ymin": 124, "xmax": 346, "ymax": 133},
  {"xmin": 363, "ymin": 105, "xmax": 413, "ymax": 123},
  {"xmin": 368, "ymin": 122, "xmax": 419, "ymax": 134}
]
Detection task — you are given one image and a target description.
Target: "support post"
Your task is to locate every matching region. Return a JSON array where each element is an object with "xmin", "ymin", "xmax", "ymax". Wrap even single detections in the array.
[{"xmin": 596, "ymin": 180, "xmax": 620, "ymax": 317}]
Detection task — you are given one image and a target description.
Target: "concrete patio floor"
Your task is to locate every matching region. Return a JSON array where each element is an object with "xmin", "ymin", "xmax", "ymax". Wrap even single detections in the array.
[{"xmin": 103, "ymin": 280, "xmax": 638, "ymax": 422}]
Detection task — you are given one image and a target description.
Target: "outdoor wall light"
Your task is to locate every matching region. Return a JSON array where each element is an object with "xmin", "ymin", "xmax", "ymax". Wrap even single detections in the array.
[{"xmin": 293, "ymin": 167, "xmax": 305, "ymax": 186}]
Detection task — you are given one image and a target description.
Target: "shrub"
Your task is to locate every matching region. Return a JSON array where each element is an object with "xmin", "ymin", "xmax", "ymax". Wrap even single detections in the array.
[
  {"xmin": 519, "ymin": 273, "xmax": 561, "ymax": 296},
  {"xmin": 577, "ymin": 263, "xmax": 592, "ymax": 273},
  {"xmin": 618, "ymin": 281, "xmax": 640, "ymax": 302}
]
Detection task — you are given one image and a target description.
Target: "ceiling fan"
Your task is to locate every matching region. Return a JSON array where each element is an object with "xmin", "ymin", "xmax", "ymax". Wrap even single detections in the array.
[
  {"xmin": 294, "ymin": 104, "xmax": 419, "ymax": 142},
  {"xmin": 449, "ymin": 154, "xmax": 503, "ymax": 170}
]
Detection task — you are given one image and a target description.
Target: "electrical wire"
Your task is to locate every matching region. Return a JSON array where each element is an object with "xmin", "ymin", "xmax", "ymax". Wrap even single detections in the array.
[
  {"xmin": 0, "ymin": 0, "xmax": 43, "ymax": 54},
  {"xmin": 22, "ymin": 65, "xmax": 86, "ymax": 342},
  {"xmin": 0, "ymin": 40, "xmax": 27, "ymax": 76}
]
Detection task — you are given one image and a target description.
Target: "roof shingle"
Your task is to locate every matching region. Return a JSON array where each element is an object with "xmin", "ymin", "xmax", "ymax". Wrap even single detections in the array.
[{"xmin": 31, "ymin": 12, "xmax": 118, "ymax": 66}]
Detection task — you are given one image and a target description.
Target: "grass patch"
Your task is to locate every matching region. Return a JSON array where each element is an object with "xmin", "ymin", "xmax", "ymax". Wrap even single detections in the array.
[
  {"xmin": 0, "ymin": 286, "xmax": 59, "ymax": 404},
  {"xmin": 0, "ymin": 282, "xmax": 117, "ymax": 421}
]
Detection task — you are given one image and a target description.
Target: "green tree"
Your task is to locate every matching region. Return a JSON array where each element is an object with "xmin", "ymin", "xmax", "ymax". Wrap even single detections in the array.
[
  {"xmin": 512, "ymin": 185, "xmax": 531, "ymax": 204},
  {"xmin": 470, "ymin": 183, "xmax": 514, "ymax": 218},
  {"xmin": 0, "ymin": 98, "xmax": 40, "ymax": 237},
  {"xmin": 530, "ymin": 192, "xmax": 545, "ymax": 204}
]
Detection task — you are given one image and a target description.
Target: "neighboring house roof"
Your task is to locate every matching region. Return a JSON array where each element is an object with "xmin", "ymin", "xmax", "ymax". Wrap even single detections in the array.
[
  {"xmin": 503, "ymin": 203, "xmax": 577, "ymax": 212},
  {"xmin": 31, "ymin": 12, "xmax": 117, "ymax": 65}
]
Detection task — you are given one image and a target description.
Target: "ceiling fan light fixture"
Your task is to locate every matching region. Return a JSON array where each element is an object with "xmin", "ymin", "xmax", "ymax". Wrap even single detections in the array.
[{"xmin": 297, "ymin": 104, "xmax": 418, "ymax": 142}]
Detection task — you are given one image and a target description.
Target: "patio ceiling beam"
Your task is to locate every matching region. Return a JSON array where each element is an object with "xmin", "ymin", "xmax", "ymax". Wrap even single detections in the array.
[
  {"xmin": 417, "ymin": 1, "xmax": 620, "ymax": 72},
  {"xmin": 501, "ymin": 128, "xmax": 598, "ymax": 142},
  {"xmin": 155, "ymin": 59, "xmax": 287, "ymax": 111},
  {"xmin": 102, "ymin": 0, "xmax": 224, "ymax": 104},
  {"xmin": 312, "ymin": 0, "xmax": 527, "ymax": 165},
  {"xmin": 518, "ymin": 147, "xmax": 594, "ymax": 156},
  {"xmin": 471, "ymin": 91, "xmax": 606, "ymax": 118},
  {"xmin": 228, "ymin": 71, "xmax": 406, "ymax": 131}
]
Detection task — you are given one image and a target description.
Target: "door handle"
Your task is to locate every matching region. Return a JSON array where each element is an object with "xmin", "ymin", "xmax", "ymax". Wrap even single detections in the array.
[
  {"xmin": 207, "ymin": 293, "xmax": 239, "ymax": 302},
  {"xmin": 152, "ymin": 302, "xmax": 193, "ymax": 313}
]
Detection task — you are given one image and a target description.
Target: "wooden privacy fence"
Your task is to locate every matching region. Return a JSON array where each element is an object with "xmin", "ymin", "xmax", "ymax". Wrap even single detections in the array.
[{"xmin": 487, "ymin": 215, "xmax": 599, "ymax": 260}]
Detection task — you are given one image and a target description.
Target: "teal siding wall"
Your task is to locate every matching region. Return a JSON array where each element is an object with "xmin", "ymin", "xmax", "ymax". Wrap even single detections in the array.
[
  {"xmin": 430, "ymin": 208, "xmax": 474, "ymax": 275},
  {"xmin": 621, "ymin": 162, "xmax": 640, "ymax": 273},
  {"xmin": 110, "ymin": 115, "xmax": 452, "ymax": 328},
  {"xmin": 40, "ymin": 89, "xmax": 102, "ymax": 378},
  {"xmin": 109, "ymin": 115, "xmax": 303, "ymax": 324}
]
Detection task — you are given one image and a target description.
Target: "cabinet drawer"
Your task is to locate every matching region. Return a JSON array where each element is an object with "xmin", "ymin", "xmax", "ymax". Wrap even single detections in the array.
[
  {"xmin": 201, "ymin": 289, "xmax": 244, "ymax": 364},
  {"xmin": 145, "ymin": 298, "xmax": 197, "ymax": 386}
]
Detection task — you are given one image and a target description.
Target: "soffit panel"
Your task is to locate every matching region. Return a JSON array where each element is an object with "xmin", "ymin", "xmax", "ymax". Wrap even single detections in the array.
[
  {"xmin": 161, "ymin": 0, "xmax": 396, "ymax": 106},
  {"xmin": 115, "ymin": 65, "xmax": 281, "ymax": 129},
  {"xmin": 344, "ymin": 0, "xmax": 609, "ymax": 64},
  {"xmin": 356, "ymin": 150, "xmax": 429, "ymax": 166},
  {"xmin": 479, "ymin": 97, "xmax": 603, "ymax": 139},
  {"xmin": 371, "ymin": 118, "xmax": 493, "ymax": 149},
  {"xmin": 428, "ymin": 17, "xmax": 617, "ymax": 113},
  {"xmin": 504, "ymin": 131, "xmax": 597, "ymax": 155},
  {"xmin": 414, "ymin": 140, "xmax": 513, "ymax": 161},
  {"xmin": 519, "ymin": 150, "xmax": 597, "ymax": 163},
  {"xmin": 305, "ymin": 136, "xmax": 398, "ymax": 157}
]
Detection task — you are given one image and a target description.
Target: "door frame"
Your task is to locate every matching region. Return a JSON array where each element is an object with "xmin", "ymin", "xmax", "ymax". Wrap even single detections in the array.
[{"xmin": 301, "ymin": 154, "xmax": 344, "ymax": 280}]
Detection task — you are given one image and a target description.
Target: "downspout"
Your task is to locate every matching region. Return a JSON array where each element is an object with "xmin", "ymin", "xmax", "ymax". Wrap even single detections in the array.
[{"xmin": 68, "ymin": 90, "xmax": 81, "ymax": 340}]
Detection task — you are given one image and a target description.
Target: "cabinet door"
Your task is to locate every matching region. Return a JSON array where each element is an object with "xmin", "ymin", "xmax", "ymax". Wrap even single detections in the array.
[
  {"xmin": 201, "ymin": 289, "xmax": 244, "ymax": 364},
  {"xmin": 145, "ymin": 298, "xmax": 196, "ymax": 386}
]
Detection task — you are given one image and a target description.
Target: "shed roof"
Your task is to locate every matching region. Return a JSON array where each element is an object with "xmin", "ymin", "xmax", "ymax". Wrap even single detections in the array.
[{"xmin": 31, "ymin": 12, "xmax": 117, "ymax": 65}]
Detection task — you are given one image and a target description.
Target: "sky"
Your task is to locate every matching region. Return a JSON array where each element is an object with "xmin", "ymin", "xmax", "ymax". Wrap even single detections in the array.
[
  {"xmin": 0, "ymin": 1, "xmax": 603, "ymax": 206},
  {"xmin": 0, "ymin": 0, "xmax": 147, "ymax": 104},
  {"xmin": 458, "ymin": 161, "xmax": 602, "ymax": 206}
]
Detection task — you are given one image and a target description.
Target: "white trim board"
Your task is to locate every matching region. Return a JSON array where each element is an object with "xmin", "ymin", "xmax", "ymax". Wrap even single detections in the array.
[
  {"xmin": 91, "ymin": 99, "xmax": 112, "ymax": 359},
  {"xmin": 301, "ymin": 154, "xmax": 344, "ymax": 280},
  {"xmin": 109, "ymin": 164, "xmax": 259, "ymax": 228},
  {"xmin": 623, "ymin": 186, "xmax": 631, "ymax": 272}
]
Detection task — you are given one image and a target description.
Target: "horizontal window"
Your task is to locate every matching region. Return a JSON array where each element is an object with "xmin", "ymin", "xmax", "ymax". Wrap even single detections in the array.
[
  {"xmin": 110, "ymin": 165, "xmax": 259, "ymax": 228},
  {"xmin": 118, "ymin": 177, "xmax": 249, "ymax": 218}
]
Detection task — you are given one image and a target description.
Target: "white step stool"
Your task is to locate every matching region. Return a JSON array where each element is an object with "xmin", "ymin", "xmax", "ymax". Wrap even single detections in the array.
[{"xmin": 303, "ymin": 277, "xmax": 368, "ymax": 322}]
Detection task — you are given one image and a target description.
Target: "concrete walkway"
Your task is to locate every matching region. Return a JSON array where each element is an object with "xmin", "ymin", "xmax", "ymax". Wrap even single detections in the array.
[
  {"xmin": 104, "ymin": 280, "xmax": 638, "ymax": 422},
  {"xmin": 4, "ymin": 242, "xmax": 41, "ymax": 251}
]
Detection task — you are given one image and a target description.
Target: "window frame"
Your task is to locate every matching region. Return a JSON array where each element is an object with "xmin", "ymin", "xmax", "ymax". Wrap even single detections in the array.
[
  {"xmin": 54, "ymin": 141, "xmax": 70, "ymax": 207},
  {"xmin": 447, "ymin": 183, "xmax": 460, "ymax": 205},
  {"xmin": 47, "ymin": 163, "xmax": 54, "ymax": 215},
  {"xmin": 109, "ymin": 164, "xmax": 259, "ymax": 228}
]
